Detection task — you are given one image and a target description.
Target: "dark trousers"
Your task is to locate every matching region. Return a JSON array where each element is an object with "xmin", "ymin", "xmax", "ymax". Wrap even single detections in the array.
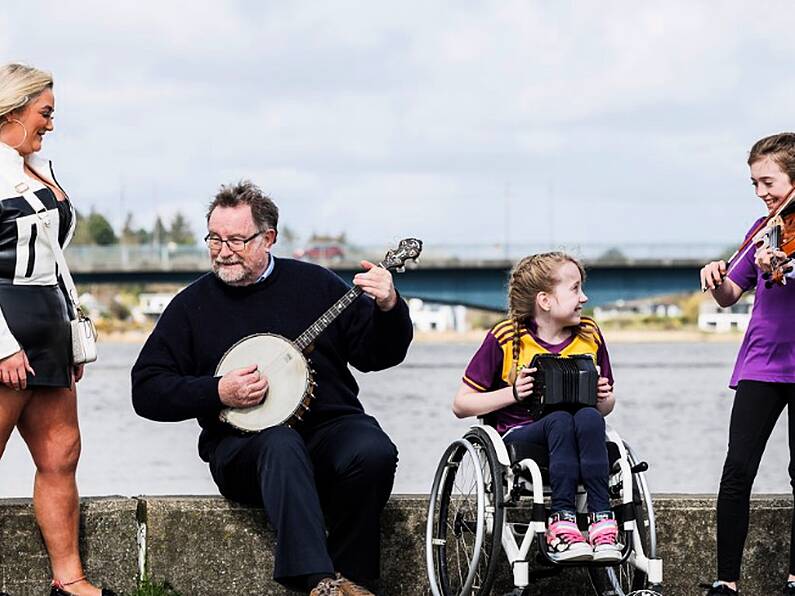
[
  {"xmin": 207, "ymin": 413, "xmax": 398, "ymax": 589},
  {"xmin": 717, "ymin": 380, "xmax": 795, "ymax": 581},
  {"xmin": 503, "ymin": 408, "xmax": 609, "ymax": 513}
]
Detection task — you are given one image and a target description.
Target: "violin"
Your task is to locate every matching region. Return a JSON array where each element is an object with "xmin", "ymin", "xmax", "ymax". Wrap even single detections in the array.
[{"xmin": 714, "ymin": 188, "xmax": 795, "ymax": 289}]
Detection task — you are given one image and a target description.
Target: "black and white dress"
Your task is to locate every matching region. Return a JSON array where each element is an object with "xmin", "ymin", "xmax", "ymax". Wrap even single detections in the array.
[{"xmin": 0, "ymin": 143, "xmax": 77, "ymax": 388}]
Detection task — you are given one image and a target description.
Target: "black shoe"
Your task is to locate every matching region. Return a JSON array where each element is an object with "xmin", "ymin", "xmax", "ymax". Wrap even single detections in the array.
[
  {"xmin": 700, "ymin": 582, "xmax": 739, "ymax": 595},
  {"xmin": 783, "ymin": 580, "xmax": 795, "ymax": 594},
  {"xmin": 51, "ymin": 587, "xmax": 117, "ymax": 596}
]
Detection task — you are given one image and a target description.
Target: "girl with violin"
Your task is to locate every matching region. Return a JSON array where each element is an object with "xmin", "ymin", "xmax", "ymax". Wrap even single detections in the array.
[{"xmin": 701, "ymin": 132, "xmax": 795, "ymax": 596}]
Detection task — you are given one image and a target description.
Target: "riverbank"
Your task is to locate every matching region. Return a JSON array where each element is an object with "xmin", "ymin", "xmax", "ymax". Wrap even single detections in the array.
[
  {"xmin": 98, "ymin": 326, "xmax": 744, "ymax": 345},
  {"xmin": 411, "ymin": 327, "xmax": 743, "ymax": 344}
]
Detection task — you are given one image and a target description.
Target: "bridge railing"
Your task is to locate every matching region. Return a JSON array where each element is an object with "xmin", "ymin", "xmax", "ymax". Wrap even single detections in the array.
[{"xmin": 64, "ymin": 243, "xmax": 733, "ymax": 272}]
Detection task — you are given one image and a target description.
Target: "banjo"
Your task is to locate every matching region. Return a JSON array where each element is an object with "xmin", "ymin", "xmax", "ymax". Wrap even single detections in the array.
[{"xmin": 216, "ymin": 238, "xmax": 423, "ymax": 432}]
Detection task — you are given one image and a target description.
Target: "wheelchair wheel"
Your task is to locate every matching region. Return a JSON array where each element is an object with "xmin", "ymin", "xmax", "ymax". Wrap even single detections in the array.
[
  {"xmin": 427, "ymin": 429, "xmax": 505, "ymax": 596},
  {"xmin": 588, "ymin": 444, "xmax": 658, "ymax": 596}
]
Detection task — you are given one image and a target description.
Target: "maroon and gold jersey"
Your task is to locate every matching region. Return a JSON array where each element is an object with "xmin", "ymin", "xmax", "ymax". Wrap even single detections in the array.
[{"xmin": 462, "ymin": 317, "xmax": 612, "ymax": 434}]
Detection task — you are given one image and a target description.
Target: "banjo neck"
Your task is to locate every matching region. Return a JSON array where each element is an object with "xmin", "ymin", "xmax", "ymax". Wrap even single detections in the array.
[
  {"xmin": 292, "ymin": 238, "xmax": 423, "ymax": 353},
  {"xmin": 294, "ymin": 284, "xmax": 365, "ymax": 352}
]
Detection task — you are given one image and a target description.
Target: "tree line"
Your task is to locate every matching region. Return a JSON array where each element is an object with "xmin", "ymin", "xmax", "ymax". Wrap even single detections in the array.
[{"xmin": 71, "ymin": 210, "xmax": 197, "ymax": 246}]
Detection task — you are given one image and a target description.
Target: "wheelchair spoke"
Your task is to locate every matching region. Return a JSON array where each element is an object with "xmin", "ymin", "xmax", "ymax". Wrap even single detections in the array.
[{"xmin": 427, "ymin": 432, "xmax": 505, "ymax": 596}]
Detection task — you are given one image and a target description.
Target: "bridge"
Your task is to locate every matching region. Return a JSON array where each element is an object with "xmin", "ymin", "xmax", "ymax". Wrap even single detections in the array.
[{"xmin": 66, "ymin": 243, "xmax": 727, "ymax": 311}]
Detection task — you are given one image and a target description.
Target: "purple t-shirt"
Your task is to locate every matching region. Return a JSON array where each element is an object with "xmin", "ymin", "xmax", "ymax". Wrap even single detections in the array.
[
  {"xmin": 463, "ymin": 320, "xmax": 613, "ymax": 434},
  {"xmin": 727, "ymin": 217, "xmax": 795, "ymax": 387}
]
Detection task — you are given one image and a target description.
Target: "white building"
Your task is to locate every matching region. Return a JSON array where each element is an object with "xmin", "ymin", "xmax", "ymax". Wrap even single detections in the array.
[
  {"xmin": 697, "ymin": 296, "xmax": 754, "ymax": 333},
  {"xmin": 138, "ymin": 292, "xmax": 177, "ymax": 318},
  {"xmin": 408, "ymin": 298, "xmax": 468, "ymax": 333},
  {"xmin": 594, "ymin": 299, "xmax": 682, "ymax": 321}
]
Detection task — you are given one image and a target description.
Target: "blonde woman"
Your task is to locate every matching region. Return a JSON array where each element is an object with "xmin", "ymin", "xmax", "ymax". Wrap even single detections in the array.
[{"xmin": 0, "ymin": 64, "xmax": 115, "ymax": 596}]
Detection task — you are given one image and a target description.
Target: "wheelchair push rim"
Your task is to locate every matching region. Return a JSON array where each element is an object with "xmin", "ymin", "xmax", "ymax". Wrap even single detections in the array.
[{"xmin": 426, "ymin": 432, "xmax": 505, "ymax": 596}]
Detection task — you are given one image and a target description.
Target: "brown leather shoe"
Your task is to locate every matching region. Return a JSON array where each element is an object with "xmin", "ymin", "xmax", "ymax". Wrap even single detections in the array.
[
  {"xmin": 335, "ymin": 574, "xmax": 374, "ymax": 596},
  {"xmin": 309, "ymin": 577, "xmax": 342, "ymax": 596}
]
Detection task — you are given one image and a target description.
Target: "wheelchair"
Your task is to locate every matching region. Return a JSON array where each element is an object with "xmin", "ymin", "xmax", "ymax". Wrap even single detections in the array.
[{"xmin": 425, "ymin": 421, "xmax": 663, "ymax": 596}]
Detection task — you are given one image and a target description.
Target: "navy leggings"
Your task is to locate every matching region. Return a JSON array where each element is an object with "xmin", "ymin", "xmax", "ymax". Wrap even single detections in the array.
[
  {"xmin": 503, "ymin": 408, "xmax": 610, "ymax": 513},
  {"xmin": 207, "ymin": 413, "xmax": 398, "ymax": 589},
  {"xmin": 717, "ymin": 380, "xmax": 795, "ymax": 581}
]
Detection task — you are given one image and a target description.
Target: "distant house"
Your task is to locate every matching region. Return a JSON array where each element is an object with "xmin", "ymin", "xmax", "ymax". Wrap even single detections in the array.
[
  {"xmin": 698, "ymin": 296, "xmax": 754, "ymax": 332},
  {"xmin": 293, "ymin": 234, "xmax": 346, "ymax": 262},
  {"xmin": 138, "ymin": 292, "xmax": 177, "ymax": 319},
  {"xmin": 593, "ymin": 297, "xmax": 683, "ymax": 321},
  {"xmin": 408, "ymin": 298, "xmax": 468, "ymax": 333}
]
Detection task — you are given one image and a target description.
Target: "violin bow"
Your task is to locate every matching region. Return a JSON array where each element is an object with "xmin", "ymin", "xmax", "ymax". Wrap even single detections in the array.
[
  {"xmin": 703, "ymin": 186, "xmax": 795, "ymax": 291},
  {"xmin": 724, "ymin": 188, "xmax": 795, "ymax": 284}
]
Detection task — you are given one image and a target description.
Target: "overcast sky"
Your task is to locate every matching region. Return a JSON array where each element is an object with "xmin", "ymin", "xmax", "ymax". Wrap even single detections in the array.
[{"xmin": 2, "ymin": 1, "xmax": 794, "ymax": 253}]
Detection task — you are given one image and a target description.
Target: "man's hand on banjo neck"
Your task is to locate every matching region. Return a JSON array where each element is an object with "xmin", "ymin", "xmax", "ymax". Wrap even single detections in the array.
[
  {"xmin": 353, "ymin": 260, "xmax": 398, "ymax": 311},
  {"xmin": 218, "ymin": 364, "xmax": 269, "ymax": 408}
]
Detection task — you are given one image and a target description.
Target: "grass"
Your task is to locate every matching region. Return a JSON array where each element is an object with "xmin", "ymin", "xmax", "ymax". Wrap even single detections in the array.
[{"xmin": 128, "ymin": 578, "xmax": 182, "ymax": 596}]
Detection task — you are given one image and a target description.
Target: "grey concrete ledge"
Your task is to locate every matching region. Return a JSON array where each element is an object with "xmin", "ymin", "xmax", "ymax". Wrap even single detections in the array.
[
  {"xmin": 0, "ymin": 497, "xmax": 139, "ymax": 595},
  {"xmin": 0, "ymin": 494, "xmax": 791, "ymax": 596}
]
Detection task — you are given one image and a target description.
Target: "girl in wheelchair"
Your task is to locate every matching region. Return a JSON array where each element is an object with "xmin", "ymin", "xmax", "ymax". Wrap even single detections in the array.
[{"xmin": 452, "ymin": 252, "xmax": 621, "ymax": 564}]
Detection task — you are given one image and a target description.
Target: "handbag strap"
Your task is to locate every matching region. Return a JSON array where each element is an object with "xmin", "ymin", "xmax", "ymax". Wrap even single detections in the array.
[{"xmin": 1, "ymin": 175, "xmax": 81, "ymax": 312}]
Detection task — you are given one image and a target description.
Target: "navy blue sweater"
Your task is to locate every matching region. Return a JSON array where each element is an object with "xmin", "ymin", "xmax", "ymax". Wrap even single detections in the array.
[{"xmin": 131, "ymin": 257, "xmax": 413, "ymax": 460}]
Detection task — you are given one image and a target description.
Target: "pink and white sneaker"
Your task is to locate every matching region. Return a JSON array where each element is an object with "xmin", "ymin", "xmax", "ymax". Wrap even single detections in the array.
[
  {"xmin": 588, "ymin": 511, "xmax": 622, "ymax": 562},
  {"xmin": 546, "ymin": 511, "xmax": 592, "ymax": 562}
]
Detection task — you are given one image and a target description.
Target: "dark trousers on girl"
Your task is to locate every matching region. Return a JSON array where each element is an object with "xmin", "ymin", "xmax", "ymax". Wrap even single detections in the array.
[
  {"xmin": 717, "ymin": 380, "xmax": 795, "ymax": 580},
  {"xmin": 503, "ymin": 407, "xmax": 610, "ymax": 512}
]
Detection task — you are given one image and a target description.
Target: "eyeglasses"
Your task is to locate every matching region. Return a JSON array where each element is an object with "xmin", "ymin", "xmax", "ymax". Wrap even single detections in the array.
[{"xmin": 204, "ymin": 230, "xmax": 265, "ymax": 252}]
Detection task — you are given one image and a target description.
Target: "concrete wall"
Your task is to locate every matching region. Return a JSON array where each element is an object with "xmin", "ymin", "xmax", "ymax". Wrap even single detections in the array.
[
  {"xmin": 0, "ymin": 494, "xmax": 790, "ymax": 596},
  {"xmin": 0, "ymin": 497, "xmax": 138, "ymax": 596}
]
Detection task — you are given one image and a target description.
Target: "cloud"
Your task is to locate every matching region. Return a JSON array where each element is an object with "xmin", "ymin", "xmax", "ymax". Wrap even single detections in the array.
[{"xmin": 1, "ymin": 1, "xmax": 794, "ymax": 249}]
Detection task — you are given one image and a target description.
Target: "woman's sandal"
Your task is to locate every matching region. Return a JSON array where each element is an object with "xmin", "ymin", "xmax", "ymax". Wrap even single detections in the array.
[{"xmin": 50, "ymin": 576, "xmax": 117, "ymax": 596}]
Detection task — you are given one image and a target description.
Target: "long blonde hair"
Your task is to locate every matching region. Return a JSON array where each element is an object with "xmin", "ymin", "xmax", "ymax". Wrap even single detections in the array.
[
  {"xmin": 0, "ymin": 64, "xmax": 53, "ymax": 119},
  {"xmin": 506, "ymin": 252, "xmax": 595, "ymax": 382}
]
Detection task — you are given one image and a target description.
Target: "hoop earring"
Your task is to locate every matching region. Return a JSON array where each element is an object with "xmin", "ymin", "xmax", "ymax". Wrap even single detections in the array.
[{"xmin": 0, "ymin": 118, "xmax": 28, "ymax": 150}]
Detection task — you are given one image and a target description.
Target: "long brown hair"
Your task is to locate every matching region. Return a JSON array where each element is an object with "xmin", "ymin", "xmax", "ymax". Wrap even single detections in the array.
[
  {"xmin": 748, "ymin": 132, "xmax": 795, "ymax": 182},
  {"xmin": 506, "ymin": 252, "xmax": 595, "ymax": 382}
]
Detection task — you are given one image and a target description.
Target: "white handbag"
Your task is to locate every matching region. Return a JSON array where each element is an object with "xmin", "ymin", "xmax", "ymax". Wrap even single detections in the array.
[
  {"xmin": 70, "ymin": 312, "xmax": 98, "ymax": 364},
  {"xmin": 8, "ymin": 178, "xmax": 97, "ymax": 364}
]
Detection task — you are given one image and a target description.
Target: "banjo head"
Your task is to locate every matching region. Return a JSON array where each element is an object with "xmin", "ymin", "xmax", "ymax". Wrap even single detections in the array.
[{"xmin": 216, "ymin": 333, "xmax": 313, "ymax": 432}]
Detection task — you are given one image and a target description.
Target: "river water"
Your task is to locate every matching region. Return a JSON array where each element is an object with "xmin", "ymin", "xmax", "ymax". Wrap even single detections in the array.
[{"xmin": 0, "ymin": 338, "xmax": 791, "ymax": 497}]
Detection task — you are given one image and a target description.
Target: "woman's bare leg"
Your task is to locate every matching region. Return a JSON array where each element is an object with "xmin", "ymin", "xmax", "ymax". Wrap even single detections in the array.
[
  {"xmin": 0, "ymin": 385, "xmax": 28, "ymax": 458},
  {"xmin": 17, "ymin": 383, "xmax": 102, "ymax": 596}
]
